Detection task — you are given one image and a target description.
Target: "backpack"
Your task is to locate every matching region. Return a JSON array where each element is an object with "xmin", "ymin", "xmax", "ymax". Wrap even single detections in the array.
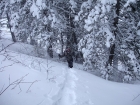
[
  {"xmin": 65, "ymin": 49, "xmax": 73, "ymax": 61},
  {"xmin": 66, "ymin": 48, "xmax": 70, "ymax": 53}
]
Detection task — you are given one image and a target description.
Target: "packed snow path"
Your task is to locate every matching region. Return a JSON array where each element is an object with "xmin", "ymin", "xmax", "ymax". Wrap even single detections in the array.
[
  {"xmin": 53, "ymin": 66, "xmax": 140, "ymax": 105},
  {"xmin": 54, "ymin": 68, "xmax": 78, "ymax": 105}
]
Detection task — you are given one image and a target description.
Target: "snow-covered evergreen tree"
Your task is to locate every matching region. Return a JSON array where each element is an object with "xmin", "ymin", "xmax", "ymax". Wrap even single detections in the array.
[
  {"xmin": 77, "ymin": 0, "xmax": 115, "ymax": 79},
  {"xmin": 77, "ymin": 0, "xmax": 140, "ymax": 82},
  {"xmin": 115, "ymin": 0, "xmax": 140, "ymax": 82}
]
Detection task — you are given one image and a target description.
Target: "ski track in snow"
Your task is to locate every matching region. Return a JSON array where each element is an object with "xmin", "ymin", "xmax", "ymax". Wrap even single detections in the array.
[{"xmin": 54, "ymin": 67, "xmax": 78, "ymax": 105}]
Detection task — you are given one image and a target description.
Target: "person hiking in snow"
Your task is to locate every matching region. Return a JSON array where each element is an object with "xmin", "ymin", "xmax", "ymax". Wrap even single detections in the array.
[{"xmin": 58, "ymin": 47, "xmax": 73, "ymax": 68}]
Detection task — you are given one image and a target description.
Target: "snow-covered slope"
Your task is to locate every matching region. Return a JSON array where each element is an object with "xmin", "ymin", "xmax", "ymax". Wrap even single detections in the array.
[
  {"xmin": 0, "ymin": 39, "xmax": 140, "ymax": 105},
  {"xmin": 0, "ymin": 48, "xmax": 67, "ymax": 105}
]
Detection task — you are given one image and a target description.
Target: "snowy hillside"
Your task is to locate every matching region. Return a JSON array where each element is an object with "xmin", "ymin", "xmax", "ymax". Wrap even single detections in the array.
[
  {"xmin": 0, "ymin": 0, "xmax": 140, "ymax": 104},
  {"xmin": 0, "ymin": 38, "xmax": 140, "ymax": 105}
]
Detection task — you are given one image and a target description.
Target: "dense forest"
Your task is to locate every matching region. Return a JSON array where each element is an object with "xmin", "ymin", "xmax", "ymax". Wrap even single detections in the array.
[{"xmin": 0, "ymin": 0, "xmax": 140, "ymax": 83}]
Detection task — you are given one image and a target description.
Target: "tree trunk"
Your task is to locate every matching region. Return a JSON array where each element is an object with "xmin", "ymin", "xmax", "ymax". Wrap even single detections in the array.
[
  {"xmin": 60, "ymin": 32, "xmax": 64, "ymax": 55},
  {"xmin": 107, "ymin": 0, "xmax": 120, "ymax": 66},
  {"xmin": 67, "ymin": 15, "xmax": 77, "ymax": 50},
  {"xmin": 6, "ymin": 13, "xmax": 16, "ymax": 42},
  {"xmin": 108, "ymin": 44, "xmax": 115, "ymax": 65}
]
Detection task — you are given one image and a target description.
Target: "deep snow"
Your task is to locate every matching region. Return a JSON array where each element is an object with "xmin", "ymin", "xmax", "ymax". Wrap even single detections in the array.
[
  {"xmin": 0, "ymin": 27, "xmax": 140, "ymax": 105},
  {"xmin": 0, "ymin": 44, "xmax": 140, "ymax": 105}
]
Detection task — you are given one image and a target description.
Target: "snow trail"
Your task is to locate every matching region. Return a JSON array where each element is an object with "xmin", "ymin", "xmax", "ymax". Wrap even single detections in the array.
[{"xmin": 54, "ymin": 68, "xmax": 78, "ymax": 105}]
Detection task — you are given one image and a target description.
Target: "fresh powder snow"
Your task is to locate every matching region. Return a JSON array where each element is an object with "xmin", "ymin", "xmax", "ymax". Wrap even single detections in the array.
[{"xmin": 0, "ymin": 23, "xmax": 140, "ymax": 105}]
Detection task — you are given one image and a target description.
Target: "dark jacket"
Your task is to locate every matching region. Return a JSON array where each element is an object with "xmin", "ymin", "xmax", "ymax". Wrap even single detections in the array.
[{"xmin": 59, "ymin": 49, "xmax": 73, "ymax": 62}]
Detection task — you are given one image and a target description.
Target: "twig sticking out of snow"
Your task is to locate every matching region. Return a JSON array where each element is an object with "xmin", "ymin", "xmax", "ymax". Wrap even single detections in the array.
[
  {"xmin": 0, "ymin": 63, "xmax": 16, "ymax": 72},
  {"xmin": 0, "ymin": 43, "xmax": 15, "ymax": 53},
  {"xmin": 0, "ymin": 73, "xmax": 38, "ymax": 95},
  {"xmin": 132, "ymin": 94, "xmax": 140, "ymax": 101}
]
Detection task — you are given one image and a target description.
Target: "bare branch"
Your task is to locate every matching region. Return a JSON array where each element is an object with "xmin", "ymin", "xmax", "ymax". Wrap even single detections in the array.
[
  {"xmin": 0, "ymin": 63, "xmax": 16, "ymax": 72},
  {"xmin": 0, "ymin": 74, "xmax": 38, "ymax": 96},
  {"xmin": 26, "ymin": 80, "xmax": 38, "ymax": 93},
  {"xmin": 9, "ymin": 75, "xmax": 10, "ymax": 85},
  {"xmin": 18, "ymin": 84, "xmax": 22, "ymax": 94},
  {"xmin": 0, "ymin": 84, "xmax": 5, "ymax": 94},
  {"xmin": 132, "ymin": 94, "xmax": 140, "ymax": 101},
  {"xmin": 0, "ymin": 42, "xmax": 15, "ymax": 53},
  {"xmin": 0, "ymin": 84, "xmax": 11, "ymax": 95}
]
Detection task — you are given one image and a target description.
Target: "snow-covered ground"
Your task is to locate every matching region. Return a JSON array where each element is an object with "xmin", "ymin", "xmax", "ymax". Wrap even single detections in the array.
[{"xmin": 0, "ymin": 30, "xmax": 140, "ymax": 105}]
